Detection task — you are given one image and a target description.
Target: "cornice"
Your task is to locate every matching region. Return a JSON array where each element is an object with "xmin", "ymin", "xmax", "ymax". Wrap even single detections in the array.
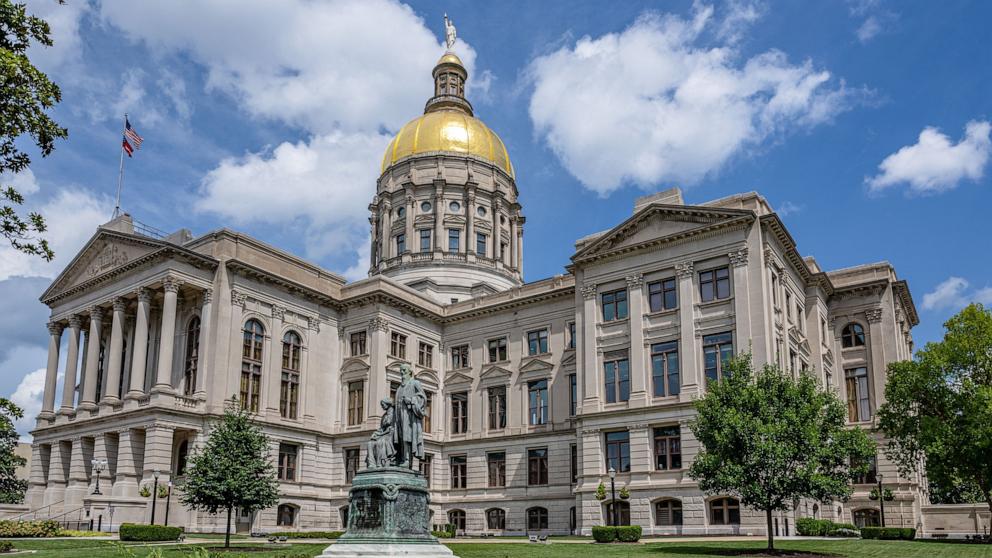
[{"xmin": 759, "ymin": 214, "xmax": 834, "ymax": 296}]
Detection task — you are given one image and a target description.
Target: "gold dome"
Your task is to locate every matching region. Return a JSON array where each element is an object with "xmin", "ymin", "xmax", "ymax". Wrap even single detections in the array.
[
  {"xmin": 436, "ymin": 52, "xmax": 464, "ymax": 67},
  {"xmin": 381, "ymin": 109, "xmax": 514, "ymax": 178}
]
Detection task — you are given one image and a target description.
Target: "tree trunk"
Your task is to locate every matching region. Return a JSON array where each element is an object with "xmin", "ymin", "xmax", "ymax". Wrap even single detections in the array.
[
  {"xmin": 766, "ymin": 508, "xmax": 775, "ymax": 552},
  {"xmin": 225, "ymin": 505, "xmax": 232, "ymax": 548}
]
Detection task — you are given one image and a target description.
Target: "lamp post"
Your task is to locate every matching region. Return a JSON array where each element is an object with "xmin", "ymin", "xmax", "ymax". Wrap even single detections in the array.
[
  {"xmin": 608, "ymin": 465, "xmax": 618, "ymax": 528},
  {"xmin": 150, "ymin": 470, "xmax": 160, "ymax": 525},
  {"xmin": 90, "ymin": 459, "xmax": 107, "ymax": 495},
  {"xmin": 877, "ymin": 473, "xmax": 886, "ymax": 528},
  {"xmin": 164, "ymin": 481, "xmax": 173, "ymax": 526}
]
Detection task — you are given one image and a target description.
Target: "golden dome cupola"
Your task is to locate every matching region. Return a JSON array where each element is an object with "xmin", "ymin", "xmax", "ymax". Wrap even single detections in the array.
[{"xmin": 426, "ymin": 51, "xmax": 473, "ymax": 116}]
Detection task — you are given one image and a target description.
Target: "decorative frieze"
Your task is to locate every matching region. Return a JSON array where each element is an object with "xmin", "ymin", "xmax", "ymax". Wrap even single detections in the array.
[
  {"xmin": 369, "ymin": 317, "xmax": 390, "ymax": 332},
  {"xmin": 675, "ymin": 261, "xmax": 694, "ymax": 278},
  {"xmin": 865, "ymin": 308, "xmax": 883, "ymax": 324},
  {"xmin": 580, "ymin": 284, "xmax": 598, "ymax": 300},
  {"xmin": 728, "ymin": 247, "xmax": 749, "ymax": 267},
  {"xmin": 625, "ymin": 274, "xmax": 644, "ymax": 288},
  {"xmin": 271, "ymin": 305, "xmax": 286, "ymax": 321}
]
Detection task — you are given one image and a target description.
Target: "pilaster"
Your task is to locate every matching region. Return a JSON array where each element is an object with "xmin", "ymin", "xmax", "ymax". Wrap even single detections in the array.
[
  {"xmin": 729, "ymin": 248, "xmax": 752, "ymax": 354},
  {"xmin": 112, "ymin": 428, "xmax": 142, "ymax": 498},
  {"xmin": 126, "ymin": 288, "xmax": 152, "ymax": 401},
  {"xmin": 64, "ymin": 437, "xmax": 91, "ymax": 508},
  {"xmin": 579, "ymin": 283, "xmax": 600, "ymax": 413},
  {"xmin": 80, "ymin": 308, "xmax": 105, "ymax": 410},
  {"xmin": 152, "ymin": 276, "xmax": 183, "ymax": 395},
  {"xmin": 101, "ymin": 298, "xmax": 127, "ymax": 407},
  {"xmin": 142, "ymin": 425, "xmax": 175, "ymax": 485},
  {"xmin": 194, "ymin": 289, "xmax": 212, "ymax": 398},
  {"xmin": 58, "ymin": 316, "xmax": 83, "ymax": 416},
  {"xmin": 676, "ymin": 261, "xmax": 700, "ymax": 398},
  {"xmin": 43, "ymin": 441, "xmax": 68, "ymax": 507},
  {"xmin": 26, "ymin": 443, "xmax": 47, "ymax": 509},
  {"xmin": 626, "ymin": 274, "xmax": 648, "ymax": 406},
  {"xmin": 266, "ymin": 305, "xmax": 286, "ymax": 416}
]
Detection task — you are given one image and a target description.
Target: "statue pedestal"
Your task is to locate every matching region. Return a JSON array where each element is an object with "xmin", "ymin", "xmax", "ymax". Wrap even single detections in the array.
[{"xmin": 320, "ymin": 467, "xmax": 456, "ymax": 558}]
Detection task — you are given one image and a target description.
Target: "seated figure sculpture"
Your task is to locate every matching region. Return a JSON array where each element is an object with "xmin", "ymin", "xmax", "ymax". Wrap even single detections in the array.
[{"xmin": 366, "ymin": 397, "xmax": 396, "ymax": 468}]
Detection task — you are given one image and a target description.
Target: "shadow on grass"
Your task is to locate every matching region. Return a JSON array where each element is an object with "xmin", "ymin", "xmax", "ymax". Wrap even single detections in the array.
[{"xmin": 644, "ymin": 546, "xmax": 840, "ymax": 558}]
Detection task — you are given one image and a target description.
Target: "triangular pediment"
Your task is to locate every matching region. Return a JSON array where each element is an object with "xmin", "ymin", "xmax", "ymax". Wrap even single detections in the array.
[
  {"xmin": 443, "ymin": 215, "xmax": 467, "ymax": 227},
  {"xmin": 341, "ymin": 357, "xmax": 371, "ymax": 375},
  {"xmin": 519, "ymin": 357, "xmax": 554, "ymax": 374},
  {"xmin": 560, "ymin": 351, "xmax": 576, "ymax": 368},
  {"xmin": 42, "ymin": 229, "xmax": 168, "ymax": 301},
  {"xmin": 445, "ymin": 370, "xmax": 474, "ymax": 386},
  {"xmin": 572, "ymin": 204, "xmax": 753, "ymax": 263},
  {"xmin": 479, "ymin": 364, "xmax": 512, "ymax": 380}
]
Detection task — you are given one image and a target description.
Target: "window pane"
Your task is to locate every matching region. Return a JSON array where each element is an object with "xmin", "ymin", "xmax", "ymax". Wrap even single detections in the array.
[
  {"xmin": 604, "ymin": 361, "xmax": 616, "ymax": 403},
  {"xmin": 618, "ymin": 359, "xmax": 630, "ymax": 401},
  {"xmin": 667, "ymin": 351, "xmax": 680, "ymax": 395}
]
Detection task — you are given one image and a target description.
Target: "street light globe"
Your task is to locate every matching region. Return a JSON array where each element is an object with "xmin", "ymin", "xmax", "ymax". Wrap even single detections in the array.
[{"xmin": 608, "ymin": 466, "xmax": 616, "ymax": 479}]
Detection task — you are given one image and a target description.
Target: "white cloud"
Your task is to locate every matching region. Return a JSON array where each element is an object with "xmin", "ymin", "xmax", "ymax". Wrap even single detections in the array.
[
  {"xmin": 526, "ymin": 6, "xmax": 859, "ymax": 195},
  {"xmin": 866, "ymin": 121, "xmax": 991, "ymax": 194},
  {"xmin": 776, "ymin": 200, "xmax": 802, "ymax": 217},
  {"xmin": 921, "ymin": 276, "xmax": 992, "ymax": 311},
  {"xmin": 856, "ymin": 17, "xmax": 882, "ymax": 43},
  {"xmin": 848, "ymin": 0, "xmax": 897, "ymax": 44},
  {"xmin": 24, "ymin": 0, "xmax": 90, "ymax": 71},
  {"xmin": 9, "ymin": 368, "xmax": 48, "ymax": 442}
]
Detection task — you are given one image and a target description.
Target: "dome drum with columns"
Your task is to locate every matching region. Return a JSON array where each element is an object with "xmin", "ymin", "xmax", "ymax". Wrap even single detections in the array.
[{"xmin": 370, "ymin": 49, "xmax": 523, "ymax": 303}]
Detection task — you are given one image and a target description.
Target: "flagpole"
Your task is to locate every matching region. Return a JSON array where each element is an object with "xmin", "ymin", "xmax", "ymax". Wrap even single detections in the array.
[{"xmin": 113, "ymin": 113, "xmax": 126, "ymax": 218}]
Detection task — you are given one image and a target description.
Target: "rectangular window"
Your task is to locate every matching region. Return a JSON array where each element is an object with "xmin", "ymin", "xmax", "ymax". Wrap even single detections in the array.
[
  {"xmin": 347, "ymin": 381, "xmax": 364, "ymax": 426},
  {"xmin": 345, "ymin": 448, "xmax": 360, "ymax": 483},
  {"xmin": 568, "ymin": 373, "xmax": 577, "ymax": 416},
  {"xmin": 568, "ymin": 322, "xmax": 576, "ymax": 349},
  {"xmin": 501, "ymin": 242, "xmax": 508, "ymax": 263},
  {"xmin": 570, "ymin": 443, "xmax": 578, "ymax": 484},
  {"xmin": 528, "ymin": 448, "xmax": 548, "ymax": 485},
  {"xmin": 350, "ymin": 331, "xmax": 367, "ymax": 356},
  {"xmin": 771, "ymin": 273, "xmax": 779, "ymax": 306},
  {"xmin": 395, "ymin": 233, "xmax": 406, "ymax": 254},
  {"xmin": 654, "ymin": 426, "xmax": 682, "ymax": 470},
  {"xmin": 648, "ymin": 278, "xmax": 678, "ymax": 312},
  {"xmin": 450, "ymin": 455, "xmax": 467, "ymax": 489},
  {"xmin": 821, "ymin": 318, "xmax": 828, "ymax": 345},
  {"xmin": 528, "ymin": 379, "xmax": 549, "ymax": 425},
  {"xmin": 423, "ymin": 391, "xmax": 433, "ymax": 433},
  {"xmin": 601, "ymin": 289, "xmax": 628, "ymax": 321},
  {"xmin": 699, "ymin": 266, "xmax": 731, "ymax": 302},
  {"xmin": 476, "ymin": 232, "xmax": 487, "ymax": 256},
  {"xmin": 650, "ymin": 341, "xmax": 680, "ymax": 397},
  {"xmin": 605, "ymin": 431, "xmax": 631, "ymax": 473},
  {"xmin": 488, "ymin": 386, "xmax": 506, "ymax": 430},
  {"xmin": 451, "ymin": 392, "xmax": 468, "ymax": 434},
  {"xmin": 790, "ymin": 350, "xmax": 798, "ymax": 374},
  {"xmin": 703, "ymin": 332, "xmax": 734, "ymax": 384},
  {"xmin": 278, "ymin": 443, "xmax": 298, "ymax": 481},
  {"xmin": 390, "ymin": 332, "xmax": 407, "ymax": 359},
  {"xmin": 447, "ymin": 228, "xmax": 460, "ymax": 252},
  {"xmin": 487, "ymin": 452, "xmax": 506, "ymax": 487},
  {"xmin": 845, "ymin": 367, "xmax": 871, "ymax": 422},
  {"xmin": 853, "ymin": 454, "xmax": 878, "ymax": 484},
  {"xmin": 527, "ymin": 328, "xmax": 549, "ymax": 355},
  {"xmin": 418, "ymin": 342, "xmax": 433, "ymax": 368},
  {"xmin": 451, "ymin": 344, "xmax": 470, "ymax": 368},
  {"xmin": 420, "ymin": 454, "xmax": 432, "ymax": 487},
  {"xmin": 785, "ymin": 291, "xmax": 793, "ymax": 322},
  {"xmin": 604, "ymin": 354, "xmax": 630, "ymax": 403},
  {"xmin": 419, "ymin": 229, "xmax": 432, "ymax": 253},
  {"xmin": 487, "ymin": 337, "xmax": 507, "ymax": 362}
]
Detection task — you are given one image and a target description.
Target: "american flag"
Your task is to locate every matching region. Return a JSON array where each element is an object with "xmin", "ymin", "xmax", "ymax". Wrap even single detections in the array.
[{"xmin": 122, "ymin": 116, "xmax": 143, "ymax": 157}]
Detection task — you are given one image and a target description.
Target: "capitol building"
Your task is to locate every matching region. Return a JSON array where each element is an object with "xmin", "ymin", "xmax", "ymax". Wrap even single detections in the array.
[{"xmin": 25, "ymin": 47, "xmax": 928, "ymax": 536}]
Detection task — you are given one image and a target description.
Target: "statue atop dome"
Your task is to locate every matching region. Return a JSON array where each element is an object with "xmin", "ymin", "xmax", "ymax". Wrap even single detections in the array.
[{"xmin": 444, "ymin": 13, "xmax": 457, "ymax": 50}]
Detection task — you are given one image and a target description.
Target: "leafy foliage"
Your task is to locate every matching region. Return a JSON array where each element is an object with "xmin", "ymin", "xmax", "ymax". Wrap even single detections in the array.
[
  {"xmin": 1, "ymin": 0, "xmax": 69, "ymax": 260},
  {"xmin": 0, "ymin": 398, "xmax": 27, "ymax": 504},
  {"xmin": 0, "ymin": 519, "xmax": 60, "ymax": 537},
  {"xmin": 688, "ymin": 354, "xmax": 874, "ymax": 551},
  {"xmin": 878, "ymin": 303, "xmax": 992, "ymax": 513},
  {"xmin": 860, "ymin": 527, "xmax": 916, "ymax": 540},
  {"xmin": 117, "ymin": 523, "xmax": 184, "ymax": 542},
  {"xmin": 591, "ymin": 526, "xmax": 642, "ymax": 543},
  {"xmin": 179, "ymin": 402, "xmax": 279, "ymax": 547},
  {"xmin": 795, "ymin": 517, "xmax": 859, "ymax": 537}
]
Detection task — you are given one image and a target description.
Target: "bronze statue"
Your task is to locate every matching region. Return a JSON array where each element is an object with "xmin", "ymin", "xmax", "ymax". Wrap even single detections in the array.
[
  {"xmin": 392, "ymin": 363, "xmax": 426, "ymax": 469},
  {"xmin": 366, "ymin": 398, "xmax": 396, "ymax": 468}
]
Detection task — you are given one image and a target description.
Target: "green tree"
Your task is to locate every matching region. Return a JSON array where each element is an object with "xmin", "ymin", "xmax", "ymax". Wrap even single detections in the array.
[
  {"xmin": 179, "ymin": 401, "xmax": 279, "ymax": 548},
  {"xmin": 878, "ymin": 303, "xmax": 992, "ymax": 514},
  {"xmin": 0, "ymin": 398, "xmax": 27, "ymax": 503},
  {"xmin": 1, "ymin": 0, "xmax": 69, "ymax": 261},
  {"xmin": 688, "ymin": 354, "xmax": 874, "ymax": 552}
]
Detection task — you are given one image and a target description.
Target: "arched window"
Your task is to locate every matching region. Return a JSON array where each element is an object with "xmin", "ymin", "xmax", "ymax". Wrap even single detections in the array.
[
  {"xmin": 183, "ymin": 316, "xmax": 200, "ymax": 396},
  {"xmin": 277, "ymin": 504, "xmax": 296, "ymax": 527},
  {"xmin": 710, "ymin": 497, "xmax": 741, "ymax": 525},
  {"xmin": 448, "ymin": 509, "xmax": 466, "ymax": 532},
  {"xmin": 605, "ymin": 501, "xmax": 630, "ymax": 526},
  {"xmin": 527, "ymin": 507, "xmax": 548, "ymax": 531},
  {"xmin": 655, "ymin": 498, "xmax": 683, "ymax": 526},
  {"xmin": 175, "ymin": 440, "xmax": 189, "ymax": 477},
  {"xmin": 853, "ymin": 508, "xmax": 881, "ymax": 528},
  {"xmin": 241, "ymin": 319, "xmax": 265, "ymax": 412},
  {"xmin": 485, "ymin": 508, "xmax": 505, "ymax": 530},
  {"xmin": 280, "ymin": 331, "xmax": 302, "ymax": 419},
  {"xmin": 842, "ymin": 323, "xmax": 866, "ymax": 348}
]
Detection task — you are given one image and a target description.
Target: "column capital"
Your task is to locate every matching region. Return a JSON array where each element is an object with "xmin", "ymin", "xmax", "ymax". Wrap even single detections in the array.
[
  {"xmin": 728, "ymin": 247, "xmax": 749, "ymax": 267},
  {"xmin": 625, "ymin": 274, "xmax": 644, "ymax": 288},
  {"xmin": 369, "ymin": 316, "xmax": 389, "ymax": 332},
  {"xmin": 271, "ymin": 305, "xmax": 286, "ymax": 321},
  {"xmin": 675, "ymin": 261, "xmax": 694, "ymax": 278},
  {"xmin": 112, "ymin": 297, "xmax": 128, "ymax": 313},
  {"xmin": 85, "ymin": 306, "xmax": 106, "ymax": 323},
  {"xmin": 308, "ymin": 316, "xmax": 321, "ymax": 332},
  {"xmin": 163, "ymin": 275, "xmax": 184, "ymax": 293},
  {"xmin": 68, "ymin": 315, "xmax": 83, "ymax": 329},
  {"xmin": 865, "ymin": 308, "xmax": 883, "ymax": 324},
  {"xmin": 231, "ymin": 289, "xmax": 247, "ymax": 308},
  {"xmin": 47, "ymin": 321, "xmax": 64, "ymax": 336},
  {"xmin": 201, "ymin": 288, "xmax": 213, "ymax": 305},
  {"xmin": 580, "ymin": 283, "xmax": 598, "ymax": 300},
  {"xmin": 136, "ymin": 287, "xmax": 152, "ymax": 303}
]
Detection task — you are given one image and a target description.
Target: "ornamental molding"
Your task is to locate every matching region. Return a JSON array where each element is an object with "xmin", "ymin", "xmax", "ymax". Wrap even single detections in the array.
[
  {"xmin": 728, "ymin": 247, "xmax": 749, "ymax": 267},
  {"xmin": 47, "ymin": 321, "xmax": 64, "ymax": 336},
  {"xmin": 163, "ymin": 275, "xmax": 184, "ymax": 293},
  {"xmin": 580, "ymin": 284, "xmax": 598, "ymax": 300},
  {"xmin": 231, "ymin": 290, "xmax": 247, "ymax": 309},
  {"xmin": 86, "ymin": 244, "xmax": 129, "ymax": 278},
  {"xmin": 368, "ymin": 317, "xmax": 390, "ymax": 332},
  {"xmin": 85, "ymin": 306, "xmax": 104, "ymax": 323},
  {"xmin": 201, "ymin": 288, "xmax": 213, "ymax": 305},
  {"xmin": 865, "ymin": 308, "xmax": 883, "ymax": 323},
  {"xmin": 270, "ymin": 305, "xmax": 286, "ymax": 321},
  {"xmin": 625, "ymin": 274, "xmax": 644, "ymax": 288},
  {"xmin": 308, "ymin": 316, "xmax": 321, "ymax": 332},
  {"xmin": 136, "ymin": 287, "xmax": 152, "ymax": 303},
  {"xmin": 112, "ymin": 297, "xmax": 128, "ymax": 313},
  {"xmin": 68, "ymin": 315, "xmax": 83, "ymax": 329},
  {"xmin": 675, "ymin": 261, "xmax": 694, "ymax": 278}
]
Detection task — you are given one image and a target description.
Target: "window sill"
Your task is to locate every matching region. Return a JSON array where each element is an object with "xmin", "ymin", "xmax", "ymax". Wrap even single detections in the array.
[
  {"xmin": 695, "ymin": 297, "xmax": 733, "ymax": 309},
  {"xmin": 645, "ymin": 308, "xmax": 679, "ymax": 318},
  {"xmin": 601, "ymin": 318, "xmax": 630, "ymax": 326}
]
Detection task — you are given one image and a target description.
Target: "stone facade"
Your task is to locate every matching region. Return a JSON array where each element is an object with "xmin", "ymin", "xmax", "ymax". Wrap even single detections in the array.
[{"xmin": 23, "ymin": 49, "xmax": 929, "ymax": 537}]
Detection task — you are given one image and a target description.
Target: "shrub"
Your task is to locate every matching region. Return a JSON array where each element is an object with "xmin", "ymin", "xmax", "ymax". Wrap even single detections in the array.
[
  {"xmin": 832, "ymin": 528, "xmax": 860, "ymax": 538},
  {"xmin": 860, "ymin": 527, "xmax": 914, "ymax": 540},
  {"xmin": 0, "ymin": 541, "xmax": 13, "ymax": 553},
  {"xmin": 900, "ymin": 528, "xmax": 916, "ymax": 540},
  {"xmin": 62, "ymin": 529, "xmax": 106, "ymax": 538},
  {"xmin": 796, "ymin": 518, "xmax": 859, "ymax": 537},
  {"xmin": 267, "ymin": 531, "xmax": 343, "ymax": 539},
  {"xmin": 118, "ymin": 523, "xmax": 184, "ymax": 542},
  {"xmin": 432, "ymin": 530, "xmax": 454, "ymax": 538},
  {"xmin": 591, "ymin": 526, "xmax": 616, "ymax": 543},
  {"xmin": 591, "ymin": 525, "xmax": 641, "ymax": 543},
  {"xmin": 0, "ymin": 520, "xmax": 62, "ymax": 537},
  {"xmin": 616, "ymin": 525, "xmax": 642, "ymax": 542}
]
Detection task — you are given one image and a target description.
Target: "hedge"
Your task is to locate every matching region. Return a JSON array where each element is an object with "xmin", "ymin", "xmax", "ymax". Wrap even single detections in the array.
[
  {"xmin": 118, "ymin": 523, "xmax": 185, "ymax": 542},
  {"xmin": 796, "ymin": 518, "xmax": 860, "ymax": 537},
  {"xmin": 592, "ymin": 525, "xmax": 641, "ymax": 543},
  {"xmin": 0, "ymin": 520, "xmax": 62, "ymax": 537},
  {"xmin": 268, "ymin": 531, "xmax": 343, "ymax": 539},
  {"xmin": 860, "ymin": 527, "xmax": 915, "ymax": 540},
  {"xmin": 0, "ymin": 541, "xmax": 13, "ymax": 552}
]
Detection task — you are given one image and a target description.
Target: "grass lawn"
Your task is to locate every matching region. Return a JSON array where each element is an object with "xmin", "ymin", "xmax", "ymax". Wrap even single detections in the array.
[{"xmin": 2, "ymin": 539, "xmax": 991, "ymax": 558}]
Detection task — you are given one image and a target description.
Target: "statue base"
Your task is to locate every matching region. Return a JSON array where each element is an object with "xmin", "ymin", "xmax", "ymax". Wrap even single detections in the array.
[{"xmin": 321, "ymin": 467, "xmax": 455, "ymax": 558}]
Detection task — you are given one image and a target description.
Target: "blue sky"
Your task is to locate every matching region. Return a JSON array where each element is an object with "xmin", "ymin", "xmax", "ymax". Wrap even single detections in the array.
[{"xmin": 2, "ymin": 0, "xmax": 990, "ymax": 438}]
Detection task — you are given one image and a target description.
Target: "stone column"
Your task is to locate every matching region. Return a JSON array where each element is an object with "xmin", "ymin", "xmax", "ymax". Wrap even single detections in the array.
[
  {"xmin": 102, "ymin": 298, "xmax": 127, "ymax": 406},
  {"xmin": 267, "ymin": 305, "xmax": 286, "ymax": 415},
  {"xmin": 126, "ymin": 288, "xmax": 152, "ymax": 400},
  {"xmin": 466, "ymin": 188, "xmax": 476, "ymax": 257},
  {"xmin": 729, "ymin": 248, "xmax": 752, "ymax": 350},
  {"xmin": 26, "ymin": 443, "xmax": 47, "ymax": 509},
  {"xmin": 865, "ymin": 308, "xmax": 886, "ymax": 414},
  {"xmin": 369, "ymin": 203, "xmax": 379, "ymax": 266},
  {"xmin": 380, "ymin": 201, "xmax": 392, "ymax": 261},
  {"xmin": 626, "ymin": 274, "xmax": 647, "ymax": 406},
  {"xmin": 404, "ymin": 191, "xmax": 415, "ymax": 255},
  {"xmin": 579, "ymin": 283, "xmax": 599, "ymax": 413},
  {"xmin": 676, "ymin": 262, "xmax": 699, "ymax": 398},
  {"xmin": 112, "ymin": 428, "xmax": 141, "ymax": 498},
  {"xmin": 44, "ymin": 441, "xmax": 69, "ymax": 507},
  {"xmin": 194, "ymin": 289, "xmax": 212, "ymax": 398},
  {"xmin": 142, "ymin": 425, "xmax": 174, "ymax": 485},
  {"xmin": 434, "ymin": 181, "xmax": 445, "ymax": 253},
  {"xmin": 59, "ymin": 316, "xmax": 83, "ymax": 415},
  {"xmin": 492, "ymin": 195, "xmax": 502, "ymax": 262},
  {"xmin": 40, "ymin": 322, "xmax": 63, "ymax": 419},
  {"xmin": 153, "ymin": 276, "xmax": 183, "ymax": 394},
  {"xmin": 64, "ymin": 437, "xmax": 89, "ymax": 507},
  {"xmin": 367, "ymin": 317, "xmax": 390, "ymax": 423},
  {"xmin": 509, "ymin": 216, "xmax": 517, "ymax": 270},
  {"xmin": 92, "ymin": 434, "xmax": 111, "ymax": 493},
  {"xmin": 79, "ymin": 308, "xmax": 104, "ymax": 411},
  {"xmin": 516, "ymin": 219, "xmax": 525, "ymax": 276}
]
